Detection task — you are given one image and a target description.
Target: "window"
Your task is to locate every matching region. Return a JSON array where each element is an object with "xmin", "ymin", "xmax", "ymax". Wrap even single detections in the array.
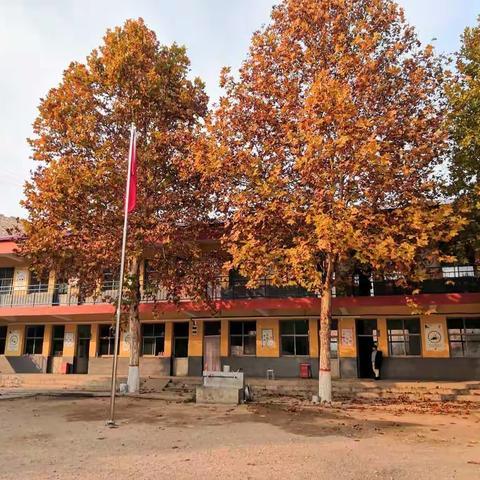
[
  {"xmin": 51, "ymin": 325, "xmax": 65, "ymax": 357},
  {"xmin": 448, "ymin": 318, "xmax": 480, "ymax": 358},
  {"xmin": 24, "ymin": 325, "xmax": 45, "ymax": 354},
  {"xmin": 330, "ymin": 319, "xmax": 339, "ymax": 358},
  {"xmin": 442, "ymin": 266, "xmax": 475, "ymax": 278},
  {"xmin": 101, "ymin": 271, "xmax": 118, "ymax": 292},
  {"xmin": 142, "ymin": 323, "xmax": 165, "ymax": 356},
  {"xmin": 98, "ymin": 325, "xmax": 116, "ymax": 356},
  {"xmin": 280, "ymin": 320, "xmax": 309, "ymax": 356},
  {"xmin": 173, "ymin": 322, "xmax": 189, "ymax": 358},
  {"xmin": 143, "ymin": 260, "xmax": 157, "ymax": 288},
  {"xmin": 0, "ymin": 326, "xmax": 7, "ymax": 354},
  {"xmin": 28, "ymin": 272, "xmax": 49, "ymax": 293},
  {"xmin": 318, "ymin": 319, "xmax": 338, "ymax": 358},
  {"xmin": 0, "ymin": 268, "xmax": 14, "ymax": 294},
  {"xmin": 230, "ymin": 321, "xmax": 256, "ymax": 356},
  {"xmin": 387, "ymin": 318, "xmax": 421, "ymax": 356},
  {"xmin": 204, "ymin": 321, "xmax": 221, "ymax": 336}
]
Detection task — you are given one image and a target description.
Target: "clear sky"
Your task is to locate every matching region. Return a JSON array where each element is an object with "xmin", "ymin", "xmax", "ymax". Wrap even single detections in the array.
[{"xmin": 1, "ymin": 0, "xmax": 479, "ymax": 218}]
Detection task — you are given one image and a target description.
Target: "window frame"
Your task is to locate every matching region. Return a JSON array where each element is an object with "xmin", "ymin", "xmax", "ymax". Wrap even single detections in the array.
[
  {"xmin": 280, "ymin": 319, "xmax": 310, "ymax": 357},
  {"xmin": 24, "ymin": 325, "xmax": 45, "ymax": 355},
  {"xmin": 51, "ymin": 325, "xmax": 65, "ymax": 357},
  {"xmin": 173, "ymin": 322, "xmax": 189, "ymax": 358},
  {"xmin": 0, "ymin": 325, "xmax": 7, "ymax": 354},
  {"xmin": 229, "ymin": 321, "xmax": 257, "ymax": 356},
  {"xmin": 28, "ymin": 272, "xmax": 49, "ymax": 294},
  {"xmin": 0, "ymin": 268, "xmax": 14, "ymax": 295},
  {"xmin": 141, "ymin": 323, "xmax": 165, "ymax": 356},
  {"xmin": 98, "ymin": 324, "xmax": 116, "ymax": 356},
  {"xmin": 386, "ymin": 318, "xmax": 422, "ymax": 357},
  {"xmin": 447, "ymin": 317, "xmax": 480, "ymax": 358}
]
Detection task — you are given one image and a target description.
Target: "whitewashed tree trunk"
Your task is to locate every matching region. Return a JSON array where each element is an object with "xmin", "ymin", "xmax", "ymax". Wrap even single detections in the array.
[
  {"xmin": 127, "ymin": 257, "xmax": 141, "ymax": 393},
  {"xmin": 319, "ymin": 256, "xmax": 334, "ymax": 403}
]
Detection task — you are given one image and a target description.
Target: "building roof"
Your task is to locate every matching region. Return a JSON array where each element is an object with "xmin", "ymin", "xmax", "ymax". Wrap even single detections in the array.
[{"xmin": 0, "ymin": 215, "xmax": 22, "ymax": 240}]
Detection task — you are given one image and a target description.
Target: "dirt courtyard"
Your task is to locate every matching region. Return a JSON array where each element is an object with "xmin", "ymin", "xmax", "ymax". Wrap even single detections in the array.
[{"xmin": 0, "ymin": 395, "xmax": 479, "ymax": 480}]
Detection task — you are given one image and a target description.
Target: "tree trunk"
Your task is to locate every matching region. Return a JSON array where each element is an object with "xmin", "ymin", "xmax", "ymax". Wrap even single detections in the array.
[
  {"xmin": 127, "ymin": 256, "xmax": 141, "ymax": 393},
  {"xmin": 319, "ymin": 256, "xmax": 334, "ymax": 403}
]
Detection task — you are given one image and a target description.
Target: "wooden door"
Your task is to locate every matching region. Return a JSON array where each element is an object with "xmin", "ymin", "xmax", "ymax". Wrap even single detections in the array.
[{"xmin": 203, "ymin": 336, "xmax": 221, "ymax": 372}]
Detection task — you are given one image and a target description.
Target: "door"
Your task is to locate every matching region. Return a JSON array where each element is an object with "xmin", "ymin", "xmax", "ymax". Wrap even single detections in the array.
[
  {"xmin": 74, "ymin": 325, "xmax": 91, "ymax": 374},
  {"xmin": 203, "ymin": 321, "xmax": 221, "ymax": 372},
  {"xmin": 172, "ymin": 322, "xmax": 189, "ymax": 376},
  {"xmin": 204, "ymin": 337, "xmax": 221, "ymax": 372},
  {"xmin": 356, "ymin": 319, "xmax": 378, "ymax": 378}
]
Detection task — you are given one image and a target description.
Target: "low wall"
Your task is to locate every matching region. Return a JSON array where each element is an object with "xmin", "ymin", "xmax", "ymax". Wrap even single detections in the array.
[
  {"xmin": 0, "ymin": 355, "xmax": 47, "ymax": 373},
  {"xmin": 382, "ymin": 358, "xmax": 480, "ymax": 381},
  {"xmin": 87, "ymin": 357, "xmax": 171, "ymax": 376}
]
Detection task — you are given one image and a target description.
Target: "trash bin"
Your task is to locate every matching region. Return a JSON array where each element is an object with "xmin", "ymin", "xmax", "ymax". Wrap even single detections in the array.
[{"xmin": 299, "ymin": 363, "xmax": 312, "ymax": 379}]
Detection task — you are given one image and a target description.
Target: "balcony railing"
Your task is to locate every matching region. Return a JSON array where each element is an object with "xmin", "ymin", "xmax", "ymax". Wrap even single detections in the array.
[
  {"xmin": 0, "ymin": 266, "xmax": 478, "ymax": 308},
  {"xmin": 350, "ymin": 266, "xmax": 480, "ymax": 297}
]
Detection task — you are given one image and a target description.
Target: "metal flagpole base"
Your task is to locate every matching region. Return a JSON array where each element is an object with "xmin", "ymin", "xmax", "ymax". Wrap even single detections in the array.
[{"xmin": 105, "ymin": 420, "xmax": 118, "ymax": 428}]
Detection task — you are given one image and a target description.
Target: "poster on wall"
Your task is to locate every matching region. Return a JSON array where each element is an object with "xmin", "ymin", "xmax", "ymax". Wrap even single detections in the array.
[
  {"xmin": 341, "ymin": 328, "xmax": 353, "ymax": 347},
  {"xmin": 425, "ymin": 322, "xmax": 444, "ymax": 352},
  {"xmin": 64, "ymin": 332, "xmax": 74, "ymax": 347},
  {"xmin": 123, "ymin": 332, "xmax": 131, "ymax": 352},
  {"xmin": 261, "ymin": 329, "xmax": 274, "ymax": 348},
  {"xmin": 7, "ymin": 330, "xmax": 20, "ymax": 352}
]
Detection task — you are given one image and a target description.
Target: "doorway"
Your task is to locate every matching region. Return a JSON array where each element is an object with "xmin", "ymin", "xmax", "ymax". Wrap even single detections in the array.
[
  {"xmin": 203, "ymin": 321, "xmax": 221, "ymax": 372},
  {"xmin": 356, "ymin": 319, "xmax": 378, "ymax": 378},
  {"xmin": 172, "ymin": 322, "xmax": 189, "ymax": 376},
  {"xmin": 74, "ymin": 325, "xmax": 91, "ymax": 374}
]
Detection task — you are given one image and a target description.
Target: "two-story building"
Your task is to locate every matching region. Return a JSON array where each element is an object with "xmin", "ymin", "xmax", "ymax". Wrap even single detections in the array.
[{"xmin": 0, "ymin": 220, "xmax": 479, "ymax": 381}]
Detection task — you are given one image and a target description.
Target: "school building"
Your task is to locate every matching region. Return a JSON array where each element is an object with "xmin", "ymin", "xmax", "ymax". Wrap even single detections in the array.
[{"xmin": 0, "ymin": 233, "xmax": 479, "ymax": 381}]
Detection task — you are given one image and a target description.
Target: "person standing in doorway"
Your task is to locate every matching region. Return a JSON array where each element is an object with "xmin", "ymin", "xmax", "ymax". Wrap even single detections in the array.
[{"xmin": 371, "ymin": 344, "xmax": 383, "ymax": 380}]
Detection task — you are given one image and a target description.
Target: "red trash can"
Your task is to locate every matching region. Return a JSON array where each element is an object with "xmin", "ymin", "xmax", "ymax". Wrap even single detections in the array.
[{"xmin": 300, "ymin": 363, "xmax": 312, "ymax": 379}]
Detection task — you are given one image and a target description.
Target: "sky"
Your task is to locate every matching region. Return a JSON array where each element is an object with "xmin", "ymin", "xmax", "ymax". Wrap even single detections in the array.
[{"xmin": 0, "ymin": 0, "xmax": 479, "ymax": 218}]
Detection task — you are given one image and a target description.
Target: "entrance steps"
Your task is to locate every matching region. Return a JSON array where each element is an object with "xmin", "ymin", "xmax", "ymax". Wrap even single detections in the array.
[
  {"xmin": 1, "ymin": 374, "xmax": 480, "ymax": 404},
  {"xmin": 140, "ymin": 377, "xmax": 199, "ymax": 401},
  {"xmin": 248, "ymin": 378, "xmax": 480, "ymax": 403},
  {"xmin": 0, "ymin": 374, "xmax": 122, "ymax": 391},
  {"xmin": 0, "ymin": 374, "xmax": 200, "ymax": 402}
]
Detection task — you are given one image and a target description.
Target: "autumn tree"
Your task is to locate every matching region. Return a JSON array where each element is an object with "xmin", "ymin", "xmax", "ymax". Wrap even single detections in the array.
[
  {"xmin": 20, "ymin": 18, "xmax": 222, "ymax": 392},
  {"xmin": 202, "ymin": 0, "xmax": 462, "ymax": 401},
  {"xmin": 446, "ymin": 17, "xmax": 480, "ymax": 268}
]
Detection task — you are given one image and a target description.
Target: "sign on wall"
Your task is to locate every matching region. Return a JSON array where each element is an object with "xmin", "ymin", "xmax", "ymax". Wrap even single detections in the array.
[
  {"xmin": 341, "ymin": 328, "xmax": 354, "ymax": 347},
  {"xmin": 424, "ymin": 322, "xmax": 444, "ymax": 352},
  {"xmin": 261, "ymin": 329, "xmax": 274, "ymax": 348},
  {"xmin": 191, "ymin": 320, "xmax": 198, "ymax": 336},
  {"xmin": 7, "ymin": 330, "xmax": 20, "ymax": 352},
  {"xmin": 15, "ymin": 270, "xmax": 27, "ymax": 284},
  {"xmin": 123, "ymin": 332, "xmax": 131, "ymax": 351},
  {"xmin": 64, "ymin": 332, "xmax": 75, "ymax": 347}
]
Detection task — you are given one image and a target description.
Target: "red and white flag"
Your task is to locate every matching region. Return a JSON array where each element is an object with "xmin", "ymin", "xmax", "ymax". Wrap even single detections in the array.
[{"xmin": 126, "ymin": 126, "xmax": 137, "ymax": 213}]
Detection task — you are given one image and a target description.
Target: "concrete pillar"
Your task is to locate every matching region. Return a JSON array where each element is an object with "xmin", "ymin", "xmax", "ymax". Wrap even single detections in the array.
[
  {"xmin": 220, "ymin": 319, "xmax": 229, "ymax": 357},
  {"xmin": 164, "ymin": 321, "xmax": 173, "ymax": 357},
  {"xmin": 338, "ymin": 318, "xmax": 356, "ymax": 357},
  {"xmin": 309, "ymin": 318, "xmax": 319, "ymax": 357},
  {"xmin": 89, "ymin": 324, "xmax": 99, "ymax": 357},
  {"xmin": 377, "ymin": 317, "xmax": 388, "ymax": 356},
  {"xmin": 188, "ymin": 320, "xmax": 203, "ymax": 357},
  {"xmin": 5, "ymin": 324, "xmax": 24, "ymax": 356},
  {"xmin": 256, "ymin": 318, "xmax": 279, "ymax": 357},
  {"xmin": 42, "ymin": 324, "xmax": 53, "ymax": 357}
]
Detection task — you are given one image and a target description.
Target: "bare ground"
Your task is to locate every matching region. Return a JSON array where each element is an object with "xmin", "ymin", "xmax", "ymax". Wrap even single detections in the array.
[{"xmin": 0, "ymin": 395, "xmax": 479, "ymax": 480}]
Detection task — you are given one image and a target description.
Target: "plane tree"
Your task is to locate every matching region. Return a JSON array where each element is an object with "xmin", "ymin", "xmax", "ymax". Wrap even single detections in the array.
[
  {"xmin": 20, "ymin": 18, "xmax": 222, "ymax": 391},
  {"xmin": 199, "ymin": 0, "xmax": 463, "ymax": 401}
]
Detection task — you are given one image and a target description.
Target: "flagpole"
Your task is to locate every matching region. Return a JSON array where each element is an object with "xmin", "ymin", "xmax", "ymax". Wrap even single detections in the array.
[{"xmin": 107, "ymin": 123, "xmax": 135, "ymax": 427}]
